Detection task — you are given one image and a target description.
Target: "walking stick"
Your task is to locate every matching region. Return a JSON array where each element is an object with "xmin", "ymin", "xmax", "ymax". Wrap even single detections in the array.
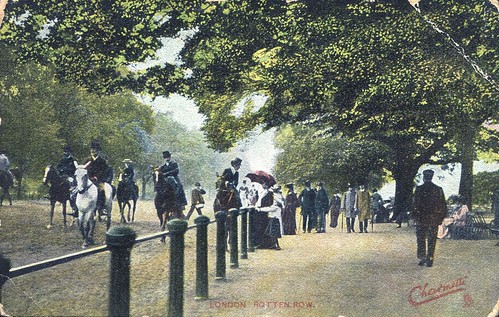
[
  {"xmin": 298, "ymin": 209, "xmax": 302, "ymax": 234},
  {"xmin": 371, "ymin": 212, "xmax": 374, "ymax": 232}
]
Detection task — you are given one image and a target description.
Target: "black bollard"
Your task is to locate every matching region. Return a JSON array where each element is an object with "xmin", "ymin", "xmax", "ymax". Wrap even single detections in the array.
[
  {"xmin": 248, "ymin": 207, "xmax": 256, "ymax": 252},
  {"xmin": 240, "ymin": 208, "xmax": 248, "ymax": 259},
  {"xmin": 0, "ymin": 253, "xmax": 11, "ymax": 304},
  {"xmin": 167, "ymin": 218, "xmax": 188, "ymax": 317},
  {"xmin": 229, "ymin": 208, "xmax": 239, "ymax": 268},
  {"xmin": 194, "ymin": 215, "xmax": 210, "ymax": 300},
  {"xmin": 215, "ymin": 211, "xmax": 227, "ymax": 280},
  {"xmin": 106, "ymin": 226, "xmax": 137, "ymax": 317}
]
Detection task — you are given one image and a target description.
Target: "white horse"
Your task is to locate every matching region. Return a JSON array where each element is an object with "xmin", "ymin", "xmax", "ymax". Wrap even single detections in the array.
[{"xmin": 74, "ymin": 167, "xmax": 113, "ymax": 248}]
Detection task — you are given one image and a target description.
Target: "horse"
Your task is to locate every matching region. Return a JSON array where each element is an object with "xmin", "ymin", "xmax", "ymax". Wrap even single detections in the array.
[
  {"xmin": 43, "ymin": 165, "xmax": 72, "ymax": 228},
  {"xmin": 0, "ymin": 169, "xmax": 14, "ymax": 206},
  {"xmin": 74, "ymin": 167, "xmax": 113, "ymax": 248},
  {"xmin": 214, "ymin": 176, "xmax": 241, "ymax": 250},
  {"xmin": 152, "ymin": 168, "xmax": 179, "ymax": 242},
  {"xmin": 117, "ymin": 180, "xmax": 139, "ymax": 223}
]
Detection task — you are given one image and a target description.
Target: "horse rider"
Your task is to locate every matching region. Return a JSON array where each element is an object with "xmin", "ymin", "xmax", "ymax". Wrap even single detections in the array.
[
  {"xmin": 57, "ymin": 146, "xmax": 78, "ymax": 215},
  {"xmin": 119, "ymin": 159, "xmax": 137, "ymax": 195},
  {"xmin": 222, "ymin": 157, "xmax": 242, "ymax": 189},
  {"xmin": 0, "ymin": 153, "xmax": 14, "ymax": 183},
  {"xmin": 57, "ymin": 146, "xmax": 78, "ymax": 179},
  {"xmin": 83, "ymin": 140, "xmax": 113, "ymax": 213},
  {"xmin": 159, "ymin": 150, "xmax": 188, "ymax": 211}
]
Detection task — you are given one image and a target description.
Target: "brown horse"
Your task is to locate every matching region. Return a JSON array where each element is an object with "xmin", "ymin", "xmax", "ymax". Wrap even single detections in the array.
[
  {"xmin": 43, "ymin": 165, "xmax": 71, "ymax": 228},
  {"xmin": 152, "ymin": 168, "xmax": 178, "ymax": 242},
  {"xmin": 0, "ymin": 169, "xmax": 14, "ymax": 206},
  {"xmin": 214, "ymin": 175, "xmax": 241, "ymax": 250}
]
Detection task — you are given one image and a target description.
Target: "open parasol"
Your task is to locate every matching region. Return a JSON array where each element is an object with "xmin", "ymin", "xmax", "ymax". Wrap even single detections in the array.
[{"xmin": 245, "ymin": 170, "xmax": 276, "ymax": 187}]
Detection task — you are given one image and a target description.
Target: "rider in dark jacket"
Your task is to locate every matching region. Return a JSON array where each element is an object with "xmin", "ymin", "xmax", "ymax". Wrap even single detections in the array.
[
  {"xmin": 57, "ymin": 146, "xmax": 77, "ymax": 179},
  {"xmin": 84, "ymin": 140, "xmax": 112, "ymax": 213}
]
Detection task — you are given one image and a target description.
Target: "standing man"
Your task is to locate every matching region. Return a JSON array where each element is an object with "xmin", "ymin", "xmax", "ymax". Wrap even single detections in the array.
[
  {"xmin": 186, "ymin": 182, "xmax": 206, "ymax": 220},
  {"xmin": 222, "ymin": 157, "xmax": 242, "ymax": 189},
  {"xmin": 160, "ymin": 150, "xmax": 188, "ymax": 212},
  {"xmin": 371, "ymin": 188, "xmax": 384, "ymax": 223},
  {"xmin": 412, "ymin": 169, "xmax": 447, "ymax": 267},
  {"xmin": 315, "ymin": 182, "xmax": 329, "ymax": 233},
  {"xmin": 298, "ymin": 180, "xmax": 316, "ymax": 233},
  {"xmin": 341, "ymin": 185, "xmax": 357, "ymax": 233},
  {"xmin": 329, "ymin": 190, "xmax": 342, "ymax": 228},
  {"xmin": 355, "ymin": 185, "xmax": 371, "ymax": 233}
]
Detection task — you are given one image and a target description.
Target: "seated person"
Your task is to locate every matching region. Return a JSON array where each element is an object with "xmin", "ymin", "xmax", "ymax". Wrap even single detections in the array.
[{"xmin": 437, "ymin": 196, "xmax": 469, "ymax": 239}]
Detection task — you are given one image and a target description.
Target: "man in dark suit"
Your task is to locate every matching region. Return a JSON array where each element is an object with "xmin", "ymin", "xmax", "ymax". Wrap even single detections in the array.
[
  {"xmin": 221, "ymin": 157, "xmax": 242, "ymax": 189},
  {"xmin": 412, "ymin": 169, "xmax": 447, "ymax": 267},
  {"xmin": 160, "ymin": 150, "xmax": 188, "ymax": 210},
  {"xmin": 84, "ymin": 140, "xmax": 112, "ymax": 212},
  {"xmin": 298, "ymin": 180, "xmax": 317, "ymax": 233},
  {"xmin": 186, "ymin": 182, "xmax": 206, "ymax": 220},
  {"xmin": 57, "ymin": 146, "xmax": 77, "ymax": 179}
]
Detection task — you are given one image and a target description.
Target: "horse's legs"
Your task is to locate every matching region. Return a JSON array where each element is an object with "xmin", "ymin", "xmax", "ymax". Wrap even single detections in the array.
[
  {"xmin": 126, "ymin": 201, "xmax": 131, "ymax": 222},
  {"xmin": 47, "ymin": 201, "xmax": 55, "ymax": 229},
  {"xmin": 131, "ymin": 200, "xmax": 137, "ymax": 223},
  {"xmin": 160, "ymin": 210, "xmax": 168, "ymax": 243},
  {"xmin": 62, "ymin": 201, "xmax": 67, "ymax": 228},
  {"xmin": 119, "ymin": 202, "xmax": 125, "ymax": 223},
  {"xmin": 89, "ymin": 215, "xmax": 96, "ymax": 244}
]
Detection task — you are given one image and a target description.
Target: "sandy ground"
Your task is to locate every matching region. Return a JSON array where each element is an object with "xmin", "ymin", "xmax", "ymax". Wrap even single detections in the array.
[{"xmin": 0, "ymin": 200, "xmax": 498, "ymax": 317}]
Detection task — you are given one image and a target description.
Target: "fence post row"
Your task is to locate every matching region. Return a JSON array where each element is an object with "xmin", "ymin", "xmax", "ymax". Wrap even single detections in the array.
[
  {"xmin": 229, "ymin": 208, "xmax": 239, "ymax": 269},
  {"xmin": 215, "ymin": 211, "xmax": 227, "ymax": 280},
  {"xmin": 248, "ymin": 208, "xmax": 256, "ymax": 252},
  {"xmin": 167, "ymin": 219, "xmax": 188, "ymax": 317},
  {"xmin": 106, "ymin": 226, "xmax": 137, "ymax": 317},
  {"xmin": 0, "ymin": 253, "xmax": 11, "ymax": 304},
  {"xmin": 194, "ymin": 215, "xmax": 210, "ymax": 300},
  {"xmin": 239, "ymin": 208, "xmax": 249, "ymax": 259}
]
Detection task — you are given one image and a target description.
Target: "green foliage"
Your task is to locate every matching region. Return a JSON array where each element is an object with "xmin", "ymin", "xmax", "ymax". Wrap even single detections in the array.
[
  {"xmin": 273, "ymin": 125, "xmax": 391, "ymax": 192},
  {"xmin": 473, "ymin": 170, "xmax": 499, "ymax": 207}
]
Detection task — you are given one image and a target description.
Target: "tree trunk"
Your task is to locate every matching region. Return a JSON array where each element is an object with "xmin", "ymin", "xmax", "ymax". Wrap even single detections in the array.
[{"xmin": 458, "ymin": 124, "xmax": 475, "ymax": 211}]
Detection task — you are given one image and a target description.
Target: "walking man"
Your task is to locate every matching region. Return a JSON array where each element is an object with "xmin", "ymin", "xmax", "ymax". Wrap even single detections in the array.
[
  {"xmin": 298, "ymin": 180, "xmax": 316, "ymax": 233},
  {"xmin": 341, "ymin": 185, "xmax": 357, "ymax": 233},
  {"xmin": 315, "ymin": 182, "xmax": 329, "ymax": 233},
  {"xmin": 412, "ymin": 169, "xmax": 447, "ymax": 267},
  {"xmin": 186, "ymin": 182, "xmax": 206, "ymax": 220}
]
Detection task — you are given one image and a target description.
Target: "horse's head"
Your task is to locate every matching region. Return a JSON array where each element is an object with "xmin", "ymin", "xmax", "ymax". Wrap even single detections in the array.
[
  {"xmin": 74, "ymin": 167, "xmax": 90, "ymax": 192},
  {"xmin": 43, "ymin": 165, "xmax": 55, "ymax": 184}
]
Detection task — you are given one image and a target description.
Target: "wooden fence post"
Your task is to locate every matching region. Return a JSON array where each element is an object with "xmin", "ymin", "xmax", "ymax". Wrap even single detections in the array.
[
  {"xmin": 194, "ymin": 215, "xmax": 210, "ymax": 300},
  {"xmin": 106, "ymin": 226, "xmax": 136, "ymax": 317},
  {"xmin": 167, "ymin": 218, "xmax": 188, "ymax": 317},
  {"xmin": 0, "ymin": 253, "xmax": 11, "ymax": 304},
  {"xmin": 215, "ymin": 211, "xmax": 227, "ymax": 280}
]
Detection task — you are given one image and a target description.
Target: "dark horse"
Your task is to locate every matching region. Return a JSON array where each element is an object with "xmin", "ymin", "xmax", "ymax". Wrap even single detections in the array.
[
  {"xmin": 152, "ymin": 168, "xmax": 179, "ymax": 242},
  {"xmin": 43, "ymin": 165, "xmax": 71, "ymax": 228},
  {"xmin": 214, "ymin": 175, "xmax": 241, "ymax": 250},
  {"xmin": 117, "ymin": 180, "xmax": 139, "ymax": 223},
  {"xmin": 0, "ymin": 169, "xmax": 14, "ymax": 206}
]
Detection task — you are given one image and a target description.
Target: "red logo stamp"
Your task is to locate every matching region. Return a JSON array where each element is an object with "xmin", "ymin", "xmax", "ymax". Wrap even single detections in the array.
[{"xmin": 408, "ymin": 276, "xmax": 467, "ymax": 306}]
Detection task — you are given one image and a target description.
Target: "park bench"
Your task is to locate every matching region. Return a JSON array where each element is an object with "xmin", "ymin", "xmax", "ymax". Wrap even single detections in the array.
[{"xmin": 450, "ymin": 212, "xmax": 490, "ymax": 240}]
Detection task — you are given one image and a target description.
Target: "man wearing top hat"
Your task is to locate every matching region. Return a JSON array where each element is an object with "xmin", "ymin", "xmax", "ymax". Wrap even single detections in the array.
[
  {"xmin": 186, "ymin": 182, "xmax": 206, "ymax": 220},
  {"xmin": 412, "ymin": 169, "xmax": 447, "ymax": 267},
  {"xmin": 159, "ymin": 150, "xmax": 188, "ymax": 210},
  {"xmin": 84, "ymin": 140, "xmax": 113, "ymax": 212},
  {"xmin": 298, "ymin": 180, "xmax": 317, "ymax": 233},
  {"xmin": 222, "ymin": 157, "xmax": 242, "ymax": 189}
]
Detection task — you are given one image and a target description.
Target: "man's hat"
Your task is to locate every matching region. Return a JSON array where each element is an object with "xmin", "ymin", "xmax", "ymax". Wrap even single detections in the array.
[
  {"xmin": 422, "ymin": 169, "xmax": 434, "ymax": 176},
  {"xmin": 285, "ymin": 182, "xmax": 294, "ymax": 190},
  {"xmin": 195, "ymin": 182, "xmax": 201, "ymax": 186},
  {"xmin": 162, "ymin": 151, "xmax": 171, "ymax": 158},
  {"xmin": 304, "ymin": 180, "xmax": 311, "ymax": 187},
  {"xmin": 317, "ymin": 181, "xmax": 324, "ymax": 186},
  {"xmin": 90, "ymin": 140, "xmax": 101, "ymax": 150},
  {"xmin": 231, "ymin": 157, "xmax": 242, "ymax": 166},
  {"xmin": 63, "ymin": 146, "xmax": 72, "ymax": 153}
]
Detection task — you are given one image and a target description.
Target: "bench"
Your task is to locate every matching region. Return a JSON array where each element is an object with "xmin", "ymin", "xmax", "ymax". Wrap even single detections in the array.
[
  {"xmin": 450, "ymin": 213, "xmax": 490, "ymax": 240},
  {"xmin": 490, "ymin": 220, "xmax": 499, "ymax": 246}
]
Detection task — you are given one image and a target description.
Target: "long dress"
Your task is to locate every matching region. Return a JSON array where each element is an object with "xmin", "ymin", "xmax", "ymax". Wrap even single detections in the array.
[
  {"xmin": 329, "ymin": 194, "xmax": 341, "ymax": 228},
  {"xmin": 282, "ymin": 191, "xmax": 299, "ymax": 235},
  {"xmin": 253, "ymin": 190, "xmax": 275, "ymax": 249}
]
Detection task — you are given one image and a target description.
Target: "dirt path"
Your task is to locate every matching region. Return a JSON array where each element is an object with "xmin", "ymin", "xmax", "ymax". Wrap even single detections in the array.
[{"xmin": 1, "ymin": 201, "xmax": 498, "ymax": 317}]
